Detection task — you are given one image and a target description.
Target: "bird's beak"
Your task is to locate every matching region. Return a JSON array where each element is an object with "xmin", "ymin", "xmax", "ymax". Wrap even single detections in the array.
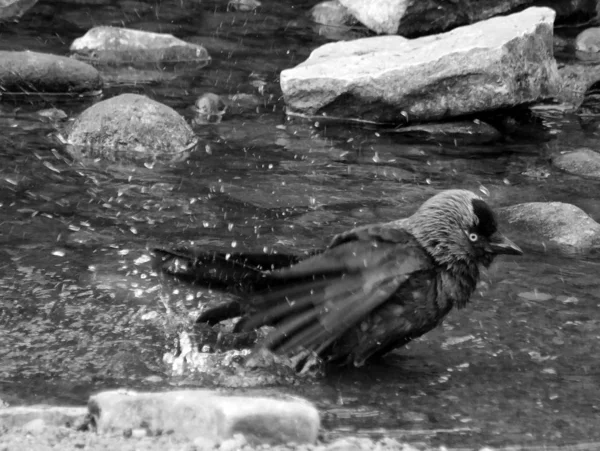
[{"xmin": 487, "ymin": 233, "xmax": 523, "ymax": 256}]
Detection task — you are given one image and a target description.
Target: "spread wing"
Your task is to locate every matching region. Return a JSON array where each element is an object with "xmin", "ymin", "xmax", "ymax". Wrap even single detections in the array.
[{"xmin": 238, "ymin": 225, "xmax": 434, "ymax": 358}]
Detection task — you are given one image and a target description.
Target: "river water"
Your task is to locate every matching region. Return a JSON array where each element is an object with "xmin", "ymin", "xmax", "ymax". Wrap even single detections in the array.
[{"xmin": 1, "ymin": 1, "xmax": 600, "ymax": 448}]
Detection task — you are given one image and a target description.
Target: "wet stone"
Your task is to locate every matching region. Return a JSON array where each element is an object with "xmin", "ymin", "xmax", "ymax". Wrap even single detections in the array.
[
  {"xmin": 576, "ymin": 27, "xmax": 600, "ymax": 53},
  {"xmin": 88, "ymin": 390, "xmax": 320, "ymax": 446},
  {"xmin": 66, "ymin": 93, "xmax": 198, "ymax": 165}
]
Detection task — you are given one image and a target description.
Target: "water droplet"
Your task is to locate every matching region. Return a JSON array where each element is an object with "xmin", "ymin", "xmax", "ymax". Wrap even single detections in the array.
[
  {"xmin": 205, "ymin": 144, "xmax": 212, "ymax": 154},
  {"xmin": 231, "ymin": 241, "xmax": 237, "ymax": 248},
  {"xmin": 425, "ymin": 178, "xmax": 431, "ymax": 184},
  {"xmin": 51, "ymin": 250, "xmax": 65, "ymax": 257},
  {"xmin": 478, "ymin": 185, "xmax": 490, "ymax": 196},
  {"xmin": 228, "ymin": 223, "xmax": 234, "ymax": 231},
  {"xmin": 225, "ymin": 253, "xmax": 231, "ymax": 260}
]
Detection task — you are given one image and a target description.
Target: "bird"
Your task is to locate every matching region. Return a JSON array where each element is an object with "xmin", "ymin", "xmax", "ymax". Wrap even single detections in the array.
[{"xmin": 153, "ymin": 189, "xmax": 523, "ymax": 369}]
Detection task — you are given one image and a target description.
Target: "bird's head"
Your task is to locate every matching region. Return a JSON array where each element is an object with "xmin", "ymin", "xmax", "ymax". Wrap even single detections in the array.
[{"xmin": 405, "ymin": 190, "xmax": 523, "ymax": 270}]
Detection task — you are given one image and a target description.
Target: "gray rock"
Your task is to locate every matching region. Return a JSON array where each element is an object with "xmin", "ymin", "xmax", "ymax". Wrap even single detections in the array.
[
  {"xmin": 575, "ymin": 27, "xmax": 600, "ymax": 53},
  {"xmin": 500, "ymin": 202, "xmax": 600, "ymax": 254},
  {"xmin": 66, "ymin": 93, "xmax": 198, "ymax": 164},
  {"xmin": 0, "ymin": 406, "xmax": 87, "ymax": 430},
  {"xmin": 88, "ymin": 390, "xmax": 320, "ymax": 445},
  {"xmin": 553, "ymin": 148, "xmax": 600, "ymax": 179},
  {"xmin": 0, "ymin": 51, "xmax": 102, "ymax": 96},
  {"xmin": 281, "ymin": 7, "xmax": 559, "ymax": 123},
  {"xmin": 70, "ymin": 26, "xmax": 211, "ymax": 67},
  {"xmin": 0, "ymin": 0, "xmax": 38, "ymax": 21}
]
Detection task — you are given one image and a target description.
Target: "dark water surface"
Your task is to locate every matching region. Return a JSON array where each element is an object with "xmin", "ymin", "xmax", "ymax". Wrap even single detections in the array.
[{"xmin": 1, "ymin": 1, "xmax": 600, "ymax": 448}]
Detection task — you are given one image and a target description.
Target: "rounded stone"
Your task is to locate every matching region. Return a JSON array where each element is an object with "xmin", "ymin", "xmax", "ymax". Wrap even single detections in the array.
[{"xmin": 66, "ymin": 94, "xmax": 197, "ymax": 164}]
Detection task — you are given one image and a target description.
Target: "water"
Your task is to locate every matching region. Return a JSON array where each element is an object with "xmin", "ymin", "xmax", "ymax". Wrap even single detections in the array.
[{"xmin": 1, "ymin": 0, "xmax": 600, "ymax": 448}]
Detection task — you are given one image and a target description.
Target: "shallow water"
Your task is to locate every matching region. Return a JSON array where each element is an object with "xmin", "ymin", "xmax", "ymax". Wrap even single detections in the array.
[{"xmin": 1, "ymin": 0, "xmax": 600, "ymax": 448}]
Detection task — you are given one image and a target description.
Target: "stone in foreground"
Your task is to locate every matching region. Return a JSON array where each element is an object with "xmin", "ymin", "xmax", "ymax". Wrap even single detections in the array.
[
  {"xmin": 500, "ymin": 202, "xmax": 600, "ymax": 255},
  {"xmin": 0, "ymin": 405, "xmax": 87, "ymax": 429},
  {"xmin": 66, "ymin": 93, "xmax": 197, "ymax": 164},
  {"xmin": 70, "ymin": 26, "xmax": 211, "ymax": 67},
  {"xmin": 0, "ymin": 51, "xmax": 102, "ymax": 96},
  {"xmin": 553, "ymin": 148, "xmax": 600, "ymax": 179},
  {"xmin": 88, "ymin": 390, "xmax": 320, "ymax": 446},
  {"xmin": 281, "ymin": 7, "xmax": 559, "ymax": 123}
]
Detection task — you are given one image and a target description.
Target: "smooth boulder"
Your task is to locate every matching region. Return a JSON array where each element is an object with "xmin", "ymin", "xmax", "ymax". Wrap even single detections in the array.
[
  {"xmin": 89, "ymin": 390, "xmax": 320, "ymax": 446},
  {"xmin": 553, "ymin": 148, "xmax": 600, "ymax": 179},
  {"xmin": 0, "ymin": 51, "xmax": 102, "ymax": 96},
  {"xmin": 70, "ymin": 26, "xmax": 211, "ymax": 66},
  {"xmin": 281, "ymin": 7, "xmax": 560, "ymax": 123},
  {"xmin": 66, "ymin": 94, "xmax": 197, "ymax": 163},
  {"xmin": 500, "ymin": 202, "xmax": 600, "ymax": 254}
]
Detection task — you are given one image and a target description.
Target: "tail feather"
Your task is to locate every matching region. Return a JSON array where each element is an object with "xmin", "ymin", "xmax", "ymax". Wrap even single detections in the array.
[{"xmin": 152, "ymin": 247, "xmax": 301, "ymax": 292}]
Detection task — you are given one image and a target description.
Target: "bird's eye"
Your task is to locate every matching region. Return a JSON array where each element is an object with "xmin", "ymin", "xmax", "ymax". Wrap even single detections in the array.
[{"xmin": 469, "ymin": 233, "xmax": 479, "ymax": 242}]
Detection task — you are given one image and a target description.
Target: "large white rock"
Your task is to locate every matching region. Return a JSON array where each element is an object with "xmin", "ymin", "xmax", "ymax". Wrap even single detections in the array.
[{"xmin": 281, "ymin": 7, "xmax": 560, "ymax": 122}]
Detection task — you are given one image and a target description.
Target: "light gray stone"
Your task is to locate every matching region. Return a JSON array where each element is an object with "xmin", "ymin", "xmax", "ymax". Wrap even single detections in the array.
[
  {"xmin": 500, "ymin": 202, "xmax": 600, "ymax": 254},
  {"xmin": 281, "ymin": 7, "xmax": 559, "ymax": 123},
  {"xmin": 70, "ymin": 26, "xmax": 210, "ymax": 66},
  {"xmin": 89, "ymin": 390, "xmax": 320, "ymax": 445}
]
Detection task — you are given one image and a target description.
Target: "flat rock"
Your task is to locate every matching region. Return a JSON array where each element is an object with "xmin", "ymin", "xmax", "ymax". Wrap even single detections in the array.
[
  {"xmin": 70, "ymin": 26, "xmax": 211, "ymax": 67},
  {"xmin": 553, "ymin": 148, "xmax": 600, "ymax": 178},
  {"xmin": 66, "ymin": 93, "xmax": 197, "ymax": 164},
  {"xmin": 0, "ymin": 405, "xmax": 87, "ymax": 430},
  {"xmin": 500, "ymin": 202, "xmax": 600, "ymax": 254},
  {"xmin": 89, "ymin": 390, "xmax": 320, "ymax": 445},
  {"xmin": 386, "ymin": 120, "xmax": 501, "ymax": 144},
  {"xmin": 0, "ymin": 51, "xmax": 102, "ymax": 96},
  {"xmin": 281, "ymin": 7, "xmax": 559, "ymax": 123}
]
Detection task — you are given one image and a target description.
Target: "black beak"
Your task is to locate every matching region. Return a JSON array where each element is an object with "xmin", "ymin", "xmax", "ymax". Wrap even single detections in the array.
[{"xmin": 487, "ymin": 233, "xmax": 523, "ymax": 256}]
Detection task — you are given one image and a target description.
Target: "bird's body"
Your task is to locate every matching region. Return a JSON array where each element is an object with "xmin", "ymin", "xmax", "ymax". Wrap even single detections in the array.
[{"xmin": 154, "ymin": 190, "xmax": 522, "ymax": 368}]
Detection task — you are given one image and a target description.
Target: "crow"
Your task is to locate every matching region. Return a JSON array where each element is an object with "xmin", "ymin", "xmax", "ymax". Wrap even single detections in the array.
[{"xmin": 153, "ymin": 189, "xmax": 522, "ymax": 368}]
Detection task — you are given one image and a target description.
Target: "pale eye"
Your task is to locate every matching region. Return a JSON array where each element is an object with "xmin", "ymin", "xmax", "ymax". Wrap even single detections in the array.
[{"xmin": 469, "ymin": 233, "xmax": 479, "ymax": 242}]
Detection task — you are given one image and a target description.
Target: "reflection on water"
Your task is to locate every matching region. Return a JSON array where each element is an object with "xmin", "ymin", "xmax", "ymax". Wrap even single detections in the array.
[{"xmin": 1, "ymin": 0, "xmax": 600, "ymax": 447}]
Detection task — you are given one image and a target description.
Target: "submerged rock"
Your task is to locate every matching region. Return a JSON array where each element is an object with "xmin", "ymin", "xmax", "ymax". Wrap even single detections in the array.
[
  {"xmin": 500, "ymin": 202, "xmax": 600, "ymax": 254},
  {"xmin": 66, "ymin": 93, "xmax": 197, "ymax": 164},
  {"xmin": 89, "ymin": 390, "xmax": 320, "ymax": 445},
  {"xmin": 194, "ymin": 93, "xmax": 227, "ymax": 124},
  {"xmin": 0, "ymin": 405, "xmax": 87, "ymax": 429},
  {"xmin": 70, "ymin": 26, "xmax": 211, "ymax": 67},
  {"xmin": 0, "ymin": 51, "xmax": 102, "ymax": 97},
  {"xmin": 553, "ymin": 148, "xmax": 600, "ymax": 179},
  {"xmin": 281, "ymin": 7, "xmax": 559, "ymax": 123}
]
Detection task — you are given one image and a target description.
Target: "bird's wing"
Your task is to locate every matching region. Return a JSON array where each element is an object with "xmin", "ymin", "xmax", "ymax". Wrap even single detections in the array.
[{"xmin": 239, "ymin": 226, "xmax": 434, "ymax": 357}]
